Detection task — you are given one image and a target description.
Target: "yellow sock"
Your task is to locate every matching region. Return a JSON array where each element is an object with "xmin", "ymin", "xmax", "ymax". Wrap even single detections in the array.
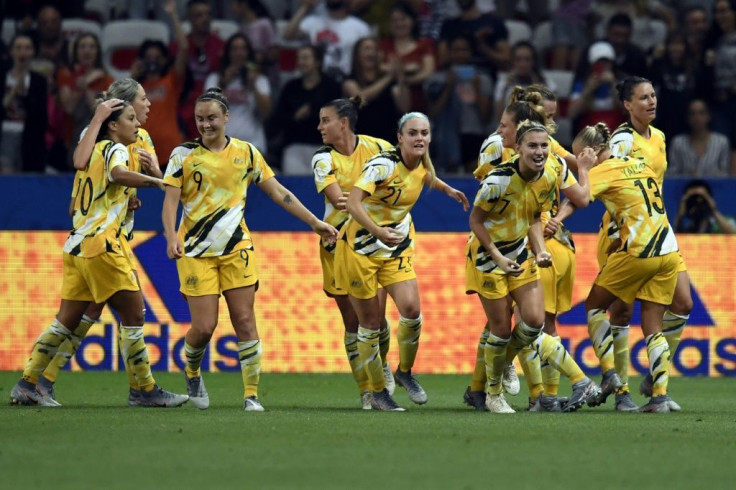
[
  {"xmin": 379, "ymin": 318, "xmax": 391, "ymax": 367},
  {"xmin": 645, "ymin": 332, "xmax": 670, "ymax": 396},
  {"xmin": 518, "ymin": 344, "xmax": 543, "ymax": 399},
  {"xmin": 662, "ymin": 310, "xmax": 688, "ymax": 354},
  {"xmin": 22, "ymin": 319, "xmax": 72, "ymax": 384},
  {"xmin": 43, "ymin": 315, "xmax": 96, "ymax": 382},
  {"xmin": 118, "ymin": 328, "xmax": 139, "ymax": 390},
  {"xmin": 120, "ymin": 326, "xmax": 155, "ymax": 391},
  {"xmin": 344, "ymin": 332, "xmax": 370, "ymax": 392},
  {"xmin": 184, "ymin": 341, "xmax": 207, "ymax": 378},
  {"xmin": 587, "ymin": 308, "xmax": 615, "ymax": 373},
  {"xmin": 540, "ymin": 335, "xmax": 562, "ymax": 396},
  {"xmin": 535, "ymin": 332, "xmax": 585, "ymax": 384},
  {"xmin": 484, "ymin": 332, "xmax": 510, "ymax": 395},
  {"xmin": 506, "ymin": 320, "xmax": 542, "ymax": 363},
  {"xmin": 397, "ymin": 315, "xmax": 422, "ymax": 372},
  {"xmin": 238, "ymin": 339, "xmax": 262, "ymax": 399},
  {"xmin": 611, "ymin": 324, "xmax": 630, "ymax": 393},
  {"xmin": 470, "ymin": 328, "xmax": 489, "ymax": 392},
  {"xmin": 357, "ymin": 326, "xmax": 385, "ymax": 392}
]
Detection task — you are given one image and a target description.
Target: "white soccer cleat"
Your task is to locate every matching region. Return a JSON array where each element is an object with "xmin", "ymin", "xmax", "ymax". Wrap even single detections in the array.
[
  {"xmin": 383, "ymin": 362, "xmax": 396, "ymax": 395},
  {"xmin": 485, "ymin": 393, "xmax": 515, "ymax": 413},
  {"xmin": 502, "ymin": 363, "xmax": 520, "ymax": 395}
]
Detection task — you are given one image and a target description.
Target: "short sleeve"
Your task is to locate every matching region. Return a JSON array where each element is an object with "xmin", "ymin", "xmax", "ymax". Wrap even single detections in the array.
[
  {"xmin": 610, "ymin": 131, "xmax": 634, "ymax": 158},
  {"xmin": 355, "ymin": 157, "xmax": 394, "ymax": 195},
  {"xmin": 558, "ymin": 158, "xmax": 578, "ymax": 190},
  {"xmin": 106, "ymin": 143, "xmax": 129, "ymax": 182},
  {"xmin": 473, "ymin": 175, "xmax": 505, "ymax": 212},
  {"xmin": 250, "ymin": 143, "xmax": 275, "ymax": 184},
  {"xmin": 163, "ymin": 146, "xmax": 187, "ymax": 188},
  {"xmin": 312, "ymin": 150, "xmax": 336, "ymax": 193}
]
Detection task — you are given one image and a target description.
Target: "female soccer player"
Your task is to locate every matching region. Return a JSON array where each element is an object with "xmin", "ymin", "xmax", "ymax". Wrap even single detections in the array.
[
  {"xmin": 577, "ymin": 123, "xmax": 681, "ymax": 413},
  {"xmin": 466, "ymin": 120, "xmax": 599, "ymax": 413},
  {"xmin": 338, "ymin": 112, "xmax": 468, "ymax": 411},
  {"xmin": 593, "ymin": 76, "xmax": 692, "ymax": 411},
  {"xmin": 162, "ymin": 88, "xmax": 338, "ymax": 412},
  {"xmin": 11, "ymin": 100, "xmax": 187, "ymax": 408},
  {"xmin": 38, "ymin": 79, "xmax": 160, "ymax": 406},
  {"xmin": 312, "ymin": 95, "xmax": 396, "ymax": 409}
]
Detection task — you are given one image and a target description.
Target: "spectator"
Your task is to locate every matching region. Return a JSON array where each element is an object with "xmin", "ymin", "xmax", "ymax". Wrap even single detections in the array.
[
  {"xmin": 549, "ymin": 0, "xmax": 591, "ymax": 70},
  {"xmin": 0, "ymin": 34, "xmax": 47, "ymax": 173},
  {"xmin": 649, "ymin": 32, "xmax": 699, "ymax": 139},
  {"xmin": 405, "ymin": 0, "xmax": 452, "ymax": 41},
  {"xmin": 204, "ymin": 33, "xmax": 272, "ymax": 154},
  {"xmin": 57, "ymin": 33, "xmax": 114, "ymax": 168},
  {"xmin": 669, "ymin": 99, "xmax": 733, "ymax": 176},
  {"xmin": 131, "ymin": 0, "xmax": 188, "ymax": 167},
  {"xmin": 282, "ymin": 0, "xmax": 372, "ymax": 81},
  {"xmin": 424, "ymin": 35, "xmax": 492, "ymax": 173},
  {"xmin": 568, "ymin": 41, "xmax": 625, "ymax": 133},
  {"xmin": 272, "ymin": 45, "xmax": 341, "ymax": 175},
  {"xmin": 493, "ymin": 41, "xmax": 554, "ymax": 127},
  {"xmin": 674, "ymin": 180, "xmax": 736, "ymax": 234},
  {"xmin": 682, "ymin": 5, "xmax": 710, "ymax": 68},
  {"xmin": 379, "ymin": 2, "xmax": 435, "ymax": 113},
  {"xmin": 704, "ymin": 0, "xmax": 736, "ymax": 157},
  {"xmin": 343, "ymin": 37, "xmax": 410, "ymax": 144},
  {"xmin": 436, "ymin": 0, "xmax": 509, "ymax": 74},
  {"xmin": 33, "ymin": 4, "xmax": 70, "ymax": 72},
  {"xmin": 496, "ymin": 0, "xmax": 550, "ymax": 27},
  {"xmin": 350, "ymin": 0, "xmax": 396, "ymax": 37},
  {"xmin": 231, "ymin": 0, "xmax": 279, "ymax": 86},
  {"xmin": 171, "ymin": 0, "xmax": 225, "ymax": 140}
]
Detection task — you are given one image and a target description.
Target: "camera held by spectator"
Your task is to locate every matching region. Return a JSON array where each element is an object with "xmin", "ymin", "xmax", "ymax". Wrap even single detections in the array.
[{"xmin": 674, "ymin": 180, "xmax": 736, "ymax": 234}]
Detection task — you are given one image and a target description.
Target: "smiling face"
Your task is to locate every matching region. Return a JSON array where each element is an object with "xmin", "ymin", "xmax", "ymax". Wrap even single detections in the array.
[
  {"xmin": 195, "ymin": 100, "xmax": 229, "ymax": 143},
  {"xmin": 624, "ymin": 82, "xmax": 657, "ymax": 126},
  {"xmin": 397, "ymin": 116, "xmax": 431, "ymax": 164},
  {"xmin": 110, "ymin": 105, "xmax": 140, "ymax": 146},
  {"xmin": 516, "ymin": 129, "xmax": 549, "ymax": 176}
]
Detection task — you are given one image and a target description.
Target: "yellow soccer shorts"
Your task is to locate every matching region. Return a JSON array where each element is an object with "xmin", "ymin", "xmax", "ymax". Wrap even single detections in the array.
[
  {"xmin": 595, "ymin": 251, "xmax": 679, "ymax": 305},
  {"xmin": 119, "ymin": 234, "xmax": 136, "ymax": 268},
  {"xmin": 465, "ymin": 254, "xmax": 539, "ymax": 300},
  {"xmin": 335, "ymin": 240, "xmax": 415, "ymax": 299},
  {"xmin": 676, "ymin": 250, "xmax": 688, "ymax": 273},
  {"xmin": 61, "ymin": 247, "xmax": 139, "ymax": 304},
  {"xmin": 540, "ymin": 238, "xmax": 575, "ymax": 314},
  {"xmin": 177, "ymin": 248, "xmax": 259, "ymax": 297},
  {"xmin": 319, "ymin": 244, "xmax": 346, "ymax": 297}
]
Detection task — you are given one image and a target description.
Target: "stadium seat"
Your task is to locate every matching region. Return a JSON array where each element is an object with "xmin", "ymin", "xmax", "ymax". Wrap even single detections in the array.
[
  {"xmin": 504, "ymin": 19, "xmax": 533, "ymax": 46},
  {"xmin": 84, "ymin": 0, "xmax": 114, "ymax": 24},
  {"xmin": 532, "ymin": 20, "xmax": 553, "ymax": 58},
  {"xmin": 181, "ymin": 19, "xmax": 240, "ymax": 42},
  {"xmin": 61, "ymin": 19, "xmax": 103, "ymax": 42},
  {"xmin": 542, "ymin": 69, "xmax": 574, "ymax": 99},
  {"xmin": 2, "ymin": 19, "xmax": 15, "ymax": 46},
  {"xmin": 102, "ymin": 20, "xmax": 169, "ymax": 80},
  {"xmin": 632, "ymin": 18, "xmax": 667, "ymax": 53}
]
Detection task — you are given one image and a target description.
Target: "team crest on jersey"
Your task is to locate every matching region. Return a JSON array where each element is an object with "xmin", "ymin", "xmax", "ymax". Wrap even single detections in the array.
[{"xmin": 234, "ymin": 157, "xmax": 244, "ymax": 166}]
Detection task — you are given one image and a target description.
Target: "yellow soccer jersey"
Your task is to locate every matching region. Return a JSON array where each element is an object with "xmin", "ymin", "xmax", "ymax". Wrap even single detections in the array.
[
  {"xmin": 312, "ymin": 134, "xmax": 392, "ymax": 251},
  {"xmin": 538, "ymin": 153, "xmax": 578, "ymax": 250},
  {"xmin": 163, "ymin": 137, "xmax": 275, "ymax": 257},
  {"xmin": 468, "ymin": 160, "xmax": 557, "ymax": 272},
  {"xmin": 549, "ymin": 135, "xmax": 570, "ymax": 161},
  {"xmin": 343, "ymin": 148, "xmax": 427, "ymax": 258},
  {"xmin": 64, "ymin": 140, "xmax": 130, "ymax": 257},
  {"xmin": 475, "ymin": 132, "xmax": 516, "ymax": 180},
  {"xmin": 590, "ymin": 156, "xmax": 678, "ymax": 258},
  {"xmin": 121, "ymin": 128, "xmax": 156, "ymax": 240}
]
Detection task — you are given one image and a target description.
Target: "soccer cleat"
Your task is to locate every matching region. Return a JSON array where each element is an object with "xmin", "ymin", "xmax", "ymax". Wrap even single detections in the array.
[
  {"xmin": 590, "ymin": 369, "xmax": 623, "ymax": 407},
  {"xmin": 502, "ymin": 363, "xmax": 520, "ymax": 395},
  {"xmin": 564, "ymin": 377, "xmax": 601, "ymax": 412},
  {"xmin": 639, "ymin": 395, "xmax": 672, "ymax": 413},
  {"xmin": 361, "ymin": 391, "xmax": 373, "ymax": 410},
  {"xmin": 128, "ymin": 388, "xmax": 143, "ymax": 407},
  {"xmin": 36, "ymin": 375, "xmax": 55, "ymax": 400},
  {"xmin": 529, "ymin": 394, "xmax": 562, "ymax": 412},
  {"xmin": 139, "ymin": 385, "xmax": 189, "ymax": 408},
  {"xmin": 186, "ymin": 375, "xmax": 209, "ymax": 410},
  {"xmin": 639, "ymin": 373, "xmax": 654, "ymax": 397},
  {"xmin": 463, "ymin": 386, "xmax": 489, "ymax": 411},
  {"xmin": 244, "ymin": 396, "xmax": 265, "ymax": 412},
  {"xmin": 10, "ymin": 380, "xmax": 60, "ymax": 407},
  {"xmin": 371, "ymin": 388, "xmax": 405, "ymax": 411},
  {"xmin": 394, "ymin": 368, "xmax": 427, "ymax": 405},
  {"xmin": 615, "ymin": 392, "xmax": 639, "ymax": 412},
  {"xmin": 485, "ymin": 393, "xmax": 515, "ymax": 413},
  {"xmin": 667, "ymin": 397, "xmax": 682, "ymax": 412},
  {"xmin": 383, "ymin": 362, "xmax": 396, "ymax": 395}
]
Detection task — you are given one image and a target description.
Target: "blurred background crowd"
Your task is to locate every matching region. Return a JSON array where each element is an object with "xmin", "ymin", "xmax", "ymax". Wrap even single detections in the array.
[{"xmin": 1, "ymin": 0, "xmax": 734, "ymax": 181}]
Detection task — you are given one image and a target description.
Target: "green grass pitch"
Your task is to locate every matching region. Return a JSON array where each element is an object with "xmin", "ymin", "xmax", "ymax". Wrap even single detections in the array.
[{"xmin": 0, "ymin": 372, "xmax": 733, "ymax": 489}]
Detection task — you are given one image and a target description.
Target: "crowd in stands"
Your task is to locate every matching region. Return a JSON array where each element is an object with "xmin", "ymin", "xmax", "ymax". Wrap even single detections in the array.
[{"xmin": 1, "ymin": 0, "xmax": 735, "ymax": 177}]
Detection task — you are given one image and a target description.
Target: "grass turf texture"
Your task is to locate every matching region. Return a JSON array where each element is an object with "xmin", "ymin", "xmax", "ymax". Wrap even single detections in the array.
[{"xmin": 0, "ymin": 372, "xmax": 732, "ymax": 489}]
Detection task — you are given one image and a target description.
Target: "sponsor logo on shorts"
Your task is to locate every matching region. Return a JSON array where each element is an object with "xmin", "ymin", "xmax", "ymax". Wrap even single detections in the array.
[{"xmin": 186, "ymin": 274, "xmax": 198, "ymax": 288}]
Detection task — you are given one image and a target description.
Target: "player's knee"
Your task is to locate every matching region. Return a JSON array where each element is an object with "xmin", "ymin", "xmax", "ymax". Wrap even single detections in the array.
[{"xmin": 671, "ymin": 292, "xmax": 693, "ymax": 315}]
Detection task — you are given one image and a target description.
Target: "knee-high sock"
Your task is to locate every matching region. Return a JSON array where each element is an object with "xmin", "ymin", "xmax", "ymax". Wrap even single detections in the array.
[
  {"xmin": 611, "ymin": 324, "xmax": 630, "ymax": 393},
  {"xmin": 534, "ymin": 332, "xmax": 585, "ymax": 385},
  {"xmin": 506, "ymin": 320, "xmax": 543, "ymax": 363},
  {"xmin": 378, "ymin": 318, "xmax": 391, "ymax": 367},
  {"xmin": 587, "ymin": 309, "xmax": 615, "ymax": 372},
  {"xmin": 540, "ymin": 335, "xmax": 562, "ymax": 397},
  {"xmin": 344, "ymin": 332, "xmax": 370, "ymax": 392},
  {"xmin": 43, "ymin": 315, "xmax": 95, "ymax": 382},
  {"xmin": 645, "ymin": 332, "xmax": 670, "ymax": 396},
  {"xmin": 118, "ymin": 327, "xmax": 139, "ymax": 390},
  {"xmin": 184, "ymin": 341, "xmax": 207, "ymax": 378},
  {"xmin": 397, "ymin": 315, "xmax": 422, "ymax": 372},
  {"xmin": 662, "ymin": 311, "xmax": 688, "ymax": 355},
  {"xmin": 357, "ymin": 326, "xmax": 385, "ymax": 392},
  {"xmin": 22, "ymin": 319, "xmax": 72, "ymax": 384},
  {"xmin": 238, "ymin": 339, "xmax": 262, "ymax": 399},
  {"xmin": 119, "ymin": 326, "xmax": 155, "ymax": 391},
  {"xmin": 518, "ymin": 344, "xmax": 544, "ymax": 400},
  {"xmin": 484, "ymin": 332, "xmax": 510, "ymax": 395},
  {"xmin": 470, "ymin": 328, "xmax": 490, "ymax": 392}
]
